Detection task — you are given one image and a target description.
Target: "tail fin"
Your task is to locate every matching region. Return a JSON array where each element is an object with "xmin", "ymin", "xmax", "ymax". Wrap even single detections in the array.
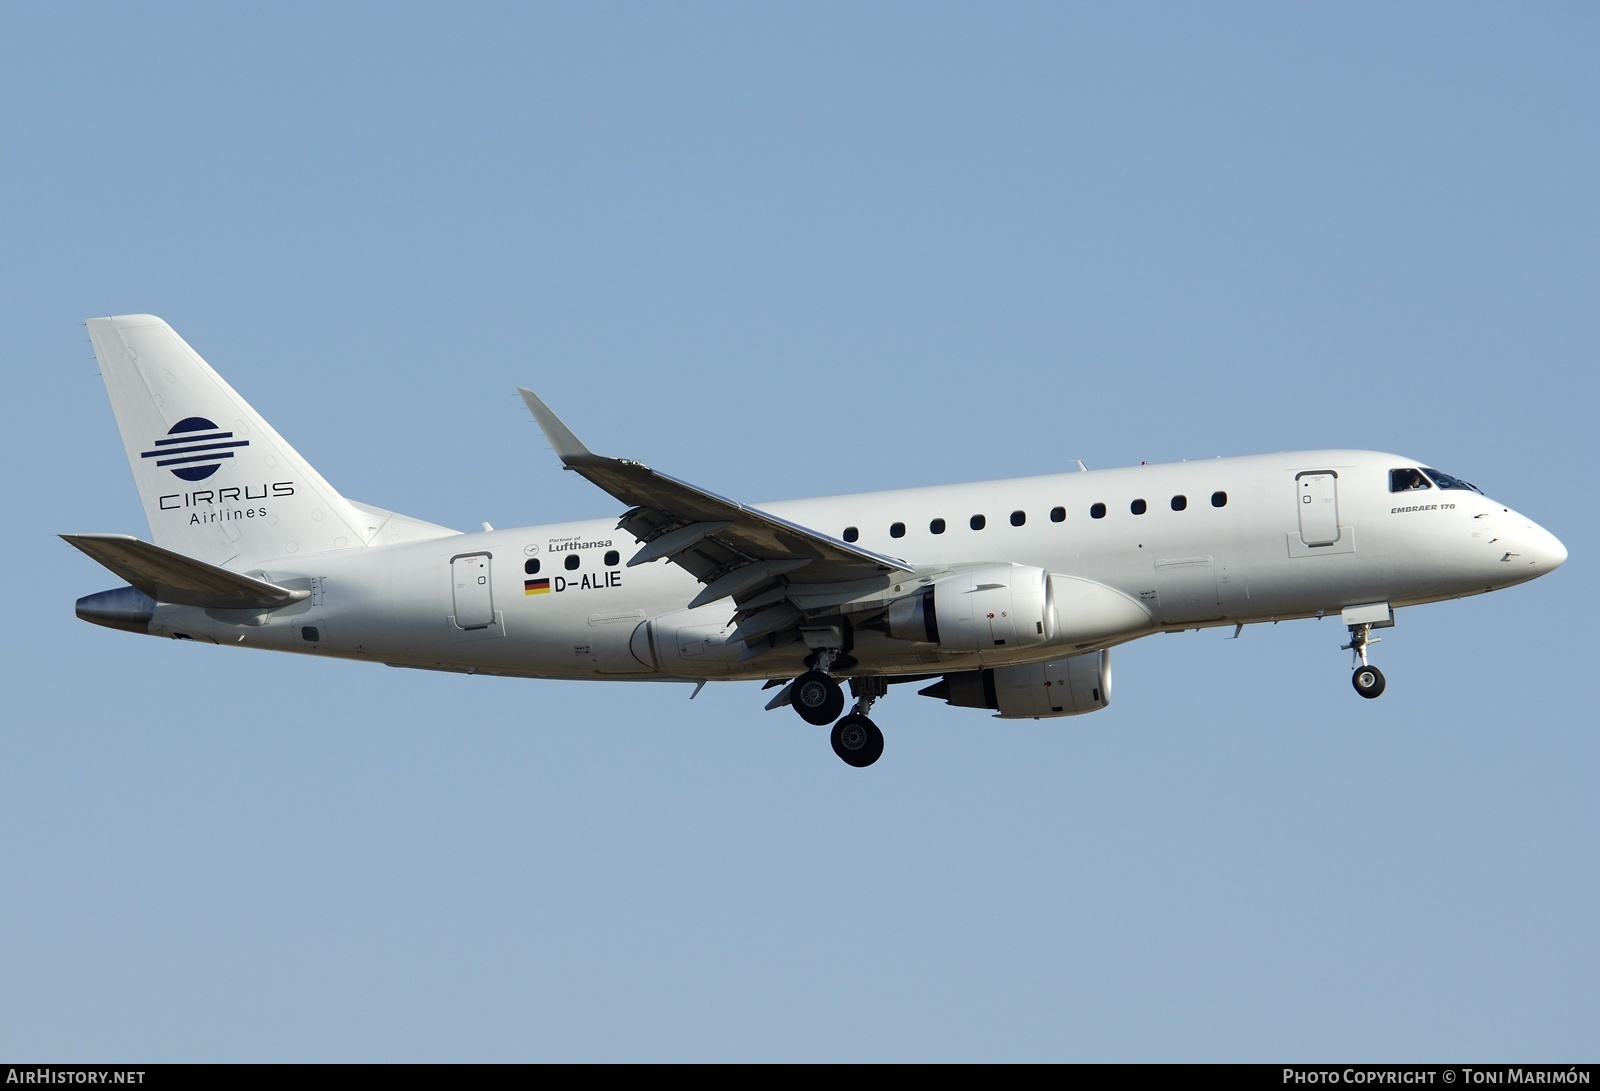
[{"xmin": 85, "ymin": 315, "xmax": 452, "ymax": 567}]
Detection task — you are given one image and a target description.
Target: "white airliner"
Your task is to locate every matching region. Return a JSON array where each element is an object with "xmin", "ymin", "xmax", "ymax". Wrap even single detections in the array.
[{"xmin": 65, "ymin": 315, "xmax": 1567, "ymax": 766}]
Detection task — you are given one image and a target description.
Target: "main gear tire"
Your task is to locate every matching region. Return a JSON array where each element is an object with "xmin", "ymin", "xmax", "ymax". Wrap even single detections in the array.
[
  {"xmin": 831, "ymin": 713, "xmax": 885, "ymax": 767},
  {"xmin": 792, "ymin": 670, "xmax": 845, "ymax": 726}
]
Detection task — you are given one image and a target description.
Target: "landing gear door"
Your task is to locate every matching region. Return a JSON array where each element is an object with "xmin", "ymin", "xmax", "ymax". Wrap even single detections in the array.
[{"xmin": 1296, "ymin": 472, "xmax": 1341, "ymax": 547}]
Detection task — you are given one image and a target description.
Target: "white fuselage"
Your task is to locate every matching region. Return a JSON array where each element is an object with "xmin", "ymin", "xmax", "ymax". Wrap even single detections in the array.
[{"xmin": 140, "ymin": 449, "xmax": 1566, "ymax": 683}]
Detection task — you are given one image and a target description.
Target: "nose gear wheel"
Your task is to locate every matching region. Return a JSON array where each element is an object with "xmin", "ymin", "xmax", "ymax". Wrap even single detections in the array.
[
  {"xmin": 1352, "ymin": 664, "xmax": 1386, "ymax": 699},
  {"xmin": 1342, "ymin": 622, "xmax": 1387, "ymax": 699}
]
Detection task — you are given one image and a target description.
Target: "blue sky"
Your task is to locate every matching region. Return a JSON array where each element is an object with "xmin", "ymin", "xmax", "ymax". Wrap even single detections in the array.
[{"xmin": 2, "ymin": 3, "xmax": 1595, "ymax": 1061}]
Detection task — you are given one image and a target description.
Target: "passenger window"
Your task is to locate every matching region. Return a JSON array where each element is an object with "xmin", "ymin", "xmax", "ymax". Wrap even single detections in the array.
[
  {"xmin": 1010, "ymin": 510, "xmax": 1026, "ymax": 526},
  {"xmin": 1131, "ymin": 499, "xmax": 1147, "ymax": 515},
  {"xmin": 524, "ymin": 558, "xmax": 541, "ymax": 575},
  {"xmin": 1050, "ymin": 506, "xmax": 1065, "ymax": 523},
  {"xmin": 930, "ymin": 518, "xmax": 946, "ymax": 535},
  {"xmin": 1390, "ymin": 468, "xmax": 1432, "ymax": 492},
  {"xmin": 843, "ymin": 526, "xmax": 859, "ymax": 543},
  {"xmin": 890, "ymin": 522, "xmax": 905, "ymax": 538},
  {"xmin": 1091, "ymin": 503, "xmax": 1106, "ymax": 519},
  {"xmin": 1171, "ymin": 495, "xmax": 1187, "ymax": 511},
  {"xmin": 565, "ymin": 554, "xmax": 580, "ymax": 571},
  {"xmin": 1211, "ymin": 491, "xmax": 1228, "ymax": 508},
  {"xmin": 603, "ymin": 550, "xmax": 619, "ymax": 566},
  {"xmin": 970, "ymin": 514, "xmax": 986, "ymax": 530}
]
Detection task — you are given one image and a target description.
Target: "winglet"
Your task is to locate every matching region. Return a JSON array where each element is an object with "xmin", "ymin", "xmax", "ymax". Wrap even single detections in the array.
[{"xmin": 518, "ymin": 388, "xmax": 601, "ymax": 466}]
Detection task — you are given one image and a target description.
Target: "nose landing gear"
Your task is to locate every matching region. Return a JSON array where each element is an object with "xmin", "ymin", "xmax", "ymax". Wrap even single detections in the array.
[{"xmin": 1343, "ymin": 622, "xmax": 1387, "ymax": 699}]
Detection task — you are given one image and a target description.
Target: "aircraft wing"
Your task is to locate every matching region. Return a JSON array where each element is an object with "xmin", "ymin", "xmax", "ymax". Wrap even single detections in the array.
[{"xmin": 520, "ymin": 389, "xmax": 914, "ymax": 646}]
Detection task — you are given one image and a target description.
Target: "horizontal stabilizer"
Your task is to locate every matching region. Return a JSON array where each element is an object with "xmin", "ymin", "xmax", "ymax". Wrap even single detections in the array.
[{"xmin": 60, "ymin": 533, "xmax": 310, "ymax": 609}]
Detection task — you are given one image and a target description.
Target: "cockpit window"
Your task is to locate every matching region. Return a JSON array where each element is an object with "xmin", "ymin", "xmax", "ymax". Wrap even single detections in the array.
[
  {"xmin": 1422, "ymin": 468, "xmax": 1483, "ymax": 494},
  {"xmin": 1390, "ymin": 468, "xmax": 1431, "ymax": 492}
]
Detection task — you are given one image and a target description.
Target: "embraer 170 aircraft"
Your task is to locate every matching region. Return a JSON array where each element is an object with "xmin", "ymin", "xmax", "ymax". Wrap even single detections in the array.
[{"xmin": 65, "ymin": 315, "xmax": 1567, "ymax": 767}]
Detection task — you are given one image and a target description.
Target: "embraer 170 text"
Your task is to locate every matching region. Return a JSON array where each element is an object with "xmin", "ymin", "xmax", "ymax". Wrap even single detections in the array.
[{"xmin": 65, "ymin": 316, "xmax": 1567, "ymax": 766}]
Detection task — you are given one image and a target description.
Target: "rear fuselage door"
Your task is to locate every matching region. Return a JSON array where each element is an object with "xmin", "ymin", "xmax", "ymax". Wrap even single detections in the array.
[
  {"xmin": 451, "ymin": 552, "xmax": 495, "ymax": 629},
  {"xmin": 1296, "ymin": 471, "xmax": 1341, "ymax": 546}
]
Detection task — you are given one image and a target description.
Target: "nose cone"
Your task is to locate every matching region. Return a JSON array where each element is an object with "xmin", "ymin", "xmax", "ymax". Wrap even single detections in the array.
[
  {"xmin": 1502, "ymin": 513, "xmax": 1567, "ymax": 579},
  {"xmin": 1531, "ymin": 523, "xmax": 1568, "ymax": 572}
]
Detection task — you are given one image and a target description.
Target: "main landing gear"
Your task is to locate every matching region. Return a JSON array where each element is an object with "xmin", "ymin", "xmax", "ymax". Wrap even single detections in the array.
[
  {"xmin": 1343, "ymin": 622, "xmax": 1387, "ymax": 699},
  {"xmin": 831, "ymin": 678, "xmax": 887, "ymax": 768},
  {"xmin": 783, "ymin": 652, "xmax": 887, "ymax": 767},
  {"xmin": 791, "ymin": 669, "xmax": 845, "ymax": 725}
]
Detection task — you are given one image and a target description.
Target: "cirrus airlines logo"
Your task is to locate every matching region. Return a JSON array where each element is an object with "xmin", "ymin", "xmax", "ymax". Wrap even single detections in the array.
[{"xmin": 139, "ymin": 416, "xmax": 251, "ymax": 481}]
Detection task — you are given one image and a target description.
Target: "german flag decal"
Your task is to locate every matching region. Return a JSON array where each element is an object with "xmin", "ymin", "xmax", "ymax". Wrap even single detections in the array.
[{"xmin": 524, "ymin": 578, "xmax": 551, "ymax": 595}]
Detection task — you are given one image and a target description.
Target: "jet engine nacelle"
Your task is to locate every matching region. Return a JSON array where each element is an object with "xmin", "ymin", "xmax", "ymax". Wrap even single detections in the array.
[
  {"xmin": 883, "ymin": 564, "xmax": 1057, "ymax": 652},
  {"xmin": 919, "ymin": 650, "xmax": 1111, "ymax": 719}
]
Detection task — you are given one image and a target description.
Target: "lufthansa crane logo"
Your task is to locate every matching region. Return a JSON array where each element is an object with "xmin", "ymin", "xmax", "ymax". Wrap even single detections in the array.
[{"xmin": 139, "ymin": 416, "xmax": 251, "ymax": 482}]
